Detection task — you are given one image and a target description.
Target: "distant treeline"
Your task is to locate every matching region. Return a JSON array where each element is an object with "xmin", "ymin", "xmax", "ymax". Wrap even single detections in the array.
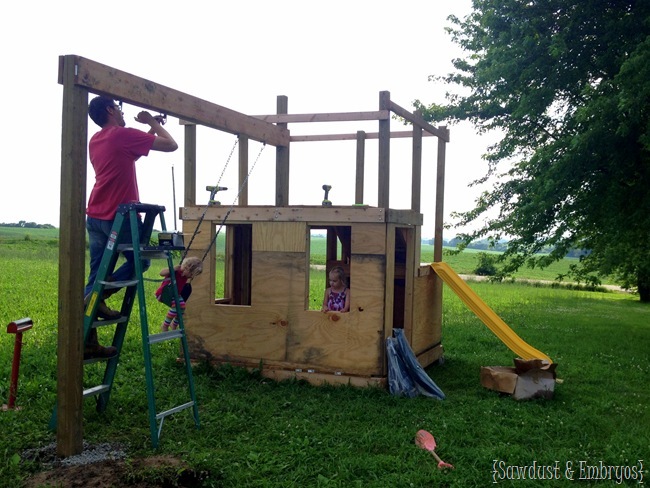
[
  {"xmin": 428, "ymin": 237, "xmax": 586, "ymax": 258},
  {"xmin": 0, "ymin": 221, "xmax": 56, "ymax": 229}
]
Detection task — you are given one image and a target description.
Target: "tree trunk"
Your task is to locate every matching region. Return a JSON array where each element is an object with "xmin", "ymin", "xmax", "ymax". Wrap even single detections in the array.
[{"xmin": 638, "ymin": 273, "xmax": 650, "ymax": 303}]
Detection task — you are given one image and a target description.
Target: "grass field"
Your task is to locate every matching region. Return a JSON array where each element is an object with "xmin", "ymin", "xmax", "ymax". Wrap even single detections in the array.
[{"xmin": 0, "ymin": 231, "xmax": 648, "ymax": 486}]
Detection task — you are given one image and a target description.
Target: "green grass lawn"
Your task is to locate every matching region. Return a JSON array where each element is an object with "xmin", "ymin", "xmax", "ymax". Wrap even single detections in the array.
[
  {"xmin": 0, "ymin": 237, "xmax": 647, "ymax": 487},
  {"xmin": 0, "ymin": 227, "xmax": 59, "ymax": 242}
]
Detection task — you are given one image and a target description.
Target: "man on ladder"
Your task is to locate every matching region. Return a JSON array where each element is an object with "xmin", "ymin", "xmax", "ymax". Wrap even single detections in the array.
[{"xmin": 84, "ymin": 96, "xmax": 178, "ymax": 360}]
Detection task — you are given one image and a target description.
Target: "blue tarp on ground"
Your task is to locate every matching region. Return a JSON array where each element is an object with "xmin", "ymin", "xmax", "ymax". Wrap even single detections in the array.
[{"xmin": 386, "ymin": 329, "xmax": 445, "ymax": 400}]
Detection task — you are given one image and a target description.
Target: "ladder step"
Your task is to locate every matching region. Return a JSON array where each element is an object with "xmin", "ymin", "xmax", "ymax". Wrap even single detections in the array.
[
  {"xmin": 149, "ymin": 330, "xmax": 184, "ymax": 344},
  {"xmin": 117, "ymin": 202, "xmax": 166, "ymax": 215},
  {"xmin": 156, "ymin": 401, "xmax": 195, "ymax": 421},
  {"xmin": 142, "ymin": 246, "xmax": 186, "ymax": 252},
  {"xmin": 99, "ymin": 279, "xmax": 139, "ymax": 289},
  {"xmin": 116, "ymin": 246, "xmax": 185, "ymax": 259},
  {"xmin": 83, "ymin": 384, "xmax": 110, "ymax": 397},
  {"xmin": 83, "ymin": 354, "xmax": 116, "ymax": 365},
  {"xmin": 89, "ymin": 315, "xmax": 128, "ymax": 327}
]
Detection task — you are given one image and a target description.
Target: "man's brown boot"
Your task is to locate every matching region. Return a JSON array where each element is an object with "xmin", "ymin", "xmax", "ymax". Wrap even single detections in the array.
[
  {"xmin": 84, "ymin": 328, "xmax": 118, "ymax": 360},
  {"xmin": 84, "ymin": 293, "xmax": 120, "ymax": 319},
  {"xmin": 97, "ymin": 300, "xmax": 121, "ymax": 319}
]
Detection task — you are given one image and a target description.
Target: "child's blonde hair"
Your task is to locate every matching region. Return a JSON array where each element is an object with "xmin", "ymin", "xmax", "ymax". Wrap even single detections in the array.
[
  {"xmin": 181, "ymin": 256, "xmax": 203, "ymax": 279},
  {"xmin": 329, "ymin": 266, "xmax": 347, "ymax": 285}
]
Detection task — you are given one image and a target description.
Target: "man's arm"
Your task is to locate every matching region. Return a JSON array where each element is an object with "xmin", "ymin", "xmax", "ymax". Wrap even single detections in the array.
[{"xmin": 135, "ymin": 111, "xmax": 178, "ymax": 152}]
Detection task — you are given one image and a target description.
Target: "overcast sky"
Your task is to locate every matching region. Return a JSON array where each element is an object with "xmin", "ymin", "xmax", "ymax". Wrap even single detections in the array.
[{"xmin": 1, "ymin": 0, "xmax": 496, "ymax": 237}]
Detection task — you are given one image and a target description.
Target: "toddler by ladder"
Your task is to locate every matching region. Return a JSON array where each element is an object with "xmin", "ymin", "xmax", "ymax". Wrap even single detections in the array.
[{"xmin": 155, "ymin": 256, "xmax": 203, "ymax": 331}]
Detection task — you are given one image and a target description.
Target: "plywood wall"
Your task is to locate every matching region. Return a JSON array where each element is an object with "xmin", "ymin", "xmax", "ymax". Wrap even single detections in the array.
[{"xmin": 182, "ymin": 217, "xmax": 440, "ymax": 381}]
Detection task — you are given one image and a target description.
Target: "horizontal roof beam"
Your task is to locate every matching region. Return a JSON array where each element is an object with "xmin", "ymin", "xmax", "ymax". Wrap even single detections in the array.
[
  {"xmin": 290, "ymin": 130, "xmax": 438, "ymax": 142},
  {"xmin": 253, "ymin": 110, "xmax": 390, "ymax": 124},
  {"xmin": 389, "ymin": 100, "xmax": 449, "ymax": 142},
  {"xmin": 59, "ymin": 55, "xmax": 289, "ymax": 146}
]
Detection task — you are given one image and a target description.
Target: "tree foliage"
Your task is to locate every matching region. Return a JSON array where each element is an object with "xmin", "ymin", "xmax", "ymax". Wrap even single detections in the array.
[{"xmin": 417, "ymin": 0, "xmax": 650, "ymax": 301}]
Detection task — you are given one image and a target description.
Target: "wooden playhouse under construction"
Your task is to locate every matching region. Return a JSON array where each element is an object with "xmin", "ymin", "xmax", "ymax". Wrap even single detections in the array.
[
  {"xmin": 177, "ymin": 102, "xmax": 450, "ymax": 388},
  {"xmin": 59, "ymin": 55, "xmax": 450, "ymax": 389}
]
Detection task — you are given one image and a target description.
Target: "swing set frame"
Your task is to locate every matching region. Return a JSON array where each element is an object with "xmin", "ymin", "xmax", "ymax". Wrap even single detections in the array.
[{"xmin": 57, "ymin": 55, "xmax": 449, "ymax": 456}]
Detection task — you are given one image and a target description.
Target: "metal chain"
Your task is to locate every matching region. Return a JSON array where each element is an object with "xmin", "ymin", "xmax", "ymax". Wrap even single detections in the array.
[
  {"xmin": 215, "ymin": 138, "xmax": 239, "ymax": 189},
  {"xmin": 181, "ymin": 138, "xmax": 239, "ymax": 263},
  {"xmin": 200, "ymin": 142, "xmax": 267, "ymax": 263}
]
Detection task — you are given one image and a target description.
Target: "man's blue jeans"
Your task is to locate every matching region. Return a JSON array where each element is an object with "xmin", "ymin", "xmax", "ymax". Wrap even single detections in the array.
[{"xmin": 84, "ymin": 216, "xmax": 151, "ymax": 297}]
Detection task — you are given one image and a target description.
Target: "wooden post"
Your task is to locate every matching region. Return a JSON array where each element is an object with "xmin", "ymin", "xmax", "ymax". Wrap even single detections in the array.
[
  {"xmin": 275, "ymin": 95, "xmax": 289, "ymax": 206},
  {"xmin": 238, "ymin": 135, "xmax": 249, "ymax": 206},
  {"xmin": 184, "ymin": 124, "xmax": 197, "ymax": 207},
  {"xmin": 355, "ymin": 131, "xmax": 365, "ymax": 204},
  {"xmin": 411, "ymin": 110, "xmax": 423, "ymax": 212},
  {"xmin": 433, "ymin": 126, "xmax": 448, "ymax": 263},
  {"xmin": 433, "ymin": 126, "xmax": 448, "ymax": 339},
  {"xmin": 378, "ymin": 91, "xmax": 391, "ymax": 208},
  {"xmin": 402, "ymin": 227, "xmax": 416, "ymax": 343},
  {"xmin": 57, "ymin": 55, "xmax": 88, "ymax": 457}
]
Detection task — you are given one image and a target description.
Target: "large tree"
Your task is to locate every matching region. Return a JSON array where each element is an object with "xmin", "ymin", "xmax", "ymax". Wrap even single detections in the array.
[{"xmin": 418, "ymin": 0, "xmax": 650, "ymax": 301}]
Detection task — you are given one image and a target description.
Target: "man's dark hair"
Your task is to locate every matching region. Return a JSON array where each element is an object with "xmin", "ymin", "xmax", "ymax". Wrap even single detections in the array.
[{"xmin": 88, "ymin": 96, "xmax": 116, "ymax": 127}]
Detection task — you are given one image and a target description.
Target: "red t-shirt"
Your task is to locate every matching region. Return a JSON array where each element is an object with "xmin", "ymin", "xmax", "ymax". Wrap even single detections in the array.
[{"xmin": 87, "ymin": 126, "xmax": 156, "ymax": 220}]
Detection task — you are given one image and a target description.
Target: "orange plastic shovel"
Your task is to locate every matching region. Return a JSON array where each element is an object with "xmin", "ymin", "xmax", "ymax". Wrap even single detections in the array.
[{"xmin": 415, "ymin": 429, "xmax": 454, "ymax": 469}]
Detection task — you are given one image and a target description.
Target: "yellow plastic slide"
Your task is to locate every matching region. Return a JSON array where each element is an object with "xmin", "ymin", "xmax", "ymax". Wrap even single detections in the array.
[{"xmin": 431, "ymin": 262, "xmax": 552, "ymax": 363}]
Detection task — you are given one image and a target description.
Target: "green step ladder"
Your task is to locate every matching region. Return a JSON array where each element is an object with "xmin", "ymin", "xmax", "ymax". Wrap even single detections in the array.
[{"xmin": 51, "ymin": 202, "xmax": 200, "ymax": 448}]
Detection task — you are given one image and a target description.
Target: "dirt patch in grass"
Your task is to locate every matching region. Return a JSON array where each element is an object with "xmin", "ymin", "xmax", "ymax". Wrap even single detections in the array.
[{"xmin": 22, "ymin": 444, "xmax": 210, "ymax": 487}]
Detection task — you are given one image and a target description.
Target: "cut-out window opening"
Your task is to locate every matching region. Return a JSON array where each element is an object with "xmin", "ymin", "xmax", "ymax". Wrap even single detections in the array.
[
  {"xmin": 214, "ymin": 224, "xmax": 252, "ymax": 305},
  {"xmin": 308, "ymin": 225, "xmax": 351, "ymax": 310}
]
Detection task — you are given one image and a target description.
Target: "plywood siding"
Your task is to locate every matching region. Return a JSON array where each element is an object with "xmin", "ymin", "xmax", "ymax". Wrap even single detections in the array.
[
  {"xmin": 181, "ymin": 219, "xmax": 442, "ymax": 380},
  {"xmin": 351, "ymin": 223, "xmax": 386, "ymax": 255},
  {"xmin": 411, "ymin": 265, "xmax": 442, "ymax": 355},
  {"xmin": 252, "ymin": 222, "xmax": 306, "ymax": 252}
]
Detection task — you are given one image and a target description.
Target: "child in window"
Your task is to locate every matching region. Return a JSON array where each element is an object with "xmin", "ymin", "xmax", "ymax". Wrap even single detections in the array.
[
  {"xmin": 321, "ymin": 266, "xmax": 350, "ymax": 313},
  {"xmin": 156, "ymin": 256, "xmax": 203, "ymax": 331}
]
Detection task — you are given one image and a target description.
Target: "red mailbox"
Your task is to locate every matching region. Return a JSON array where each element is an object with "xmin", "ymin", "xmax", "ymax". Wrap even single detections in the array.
[{"xmin": 3, "ymin": 318, "xmax": 33, "ymax": 411}]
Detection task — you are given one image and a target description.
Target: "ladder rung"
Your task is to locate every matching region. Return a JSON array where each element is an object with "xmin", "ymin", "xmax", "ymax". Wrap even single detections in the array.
[
  {"xmin": 89, "ymin": 315, "xmax": 128, "ymax": 327},
  {"xmin": 117, "ymin": 202, "xmax": 165, "ymax": 215},
  {"xmin": 118, "ymin": 245, "xmax": 185, "ymax": 252},
  {"xmin": 143, "ymin": 246, "xmax": 186, "ymax": 252},
  {"xmin": 116, "ymin": 246, "xmax": 185, "ymax": 259},
  {"xmin": 83, "ymin": 355, "xmax": 115, "ymax": 365},
  {"xmin": 156, "ymin": 401, "xmax": 195, "ymax": 421},
  {"xmin": 83, "ymin": 384, "xmax": 110, "ymax": 397},
  {"xmin": 99, "ymin": 279, "xmax": 138, "ymax": 289},
  {"xmin": 149, "ymin": 330, "xmax": 184, "ymax": 344}
]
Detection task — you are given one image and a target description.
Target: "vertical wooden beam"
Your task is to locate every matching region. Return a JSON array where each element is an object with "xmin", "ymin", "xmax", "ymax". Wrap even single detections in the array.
[
  {"xmin": 184, "ymin": 124, "xmax": 197, "ymax": 207},
  {"xmin": 433, "ymin": 126, "xmax": 448, "ymax": 340},
  {"xmin": 378, "ymin": 91, "xmax": 391, "ymax": 208},
  {"xmin": 326, "ymin": 229, "xmax": 338, "ymax": 267},
  {"xmin": 275, "ymin": 95, "xmax": 290, "ymax": 206},
  {"xmin": 411, "ymin": 110, "xmax": 423, "ymax": 212},
  {"xmin": 403, "ymin": 227, "xmax": 416, "ymax": 343},
  {"xmin": 383, "ymin": 224, "xmax": 396, "ymax": 352},
  {"xmin": 57, "ymin": 55, "xmax": 88, "ymax": 457},
  {"xmin": 433, "ymin": 127, "xmax": 448, "ymax": 263},
  {"xmin": 355, "ymin": 130, "xmax": 365, "ymax": 204},
  {"xmin": 414, "ymin": 225, "xmax": 422, "ymax": 272},
  {"xmin": 238, "ymin": 135, "xmax": 249, "ymax": 206}
]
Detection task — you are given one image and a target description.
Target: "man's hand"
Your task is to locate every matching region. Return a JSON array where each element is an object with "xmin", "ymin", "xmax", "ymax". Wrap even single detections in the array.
[
  {"xmin": 134, "ymin": 111, "xmax": 158, "ymax": 126},
  {"xmin": 135, "ymin": 110, "xmax": 178, "ymax": 152}
]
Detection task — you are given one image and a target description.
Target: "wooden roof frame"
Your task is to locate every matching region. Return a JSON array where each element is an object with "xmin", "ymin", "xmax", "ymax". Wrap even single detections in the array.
[{"xmin": 56, "ymin": 54, "xmax": 449, "ymax": 456}]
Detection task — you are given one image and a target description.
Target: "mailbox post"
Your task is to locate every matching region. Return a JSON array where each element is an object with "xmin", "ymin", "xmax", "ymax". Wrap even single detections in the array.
[{"xmin": 2, "ymin": 318, "xmax": 33, "ymax": 411}]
